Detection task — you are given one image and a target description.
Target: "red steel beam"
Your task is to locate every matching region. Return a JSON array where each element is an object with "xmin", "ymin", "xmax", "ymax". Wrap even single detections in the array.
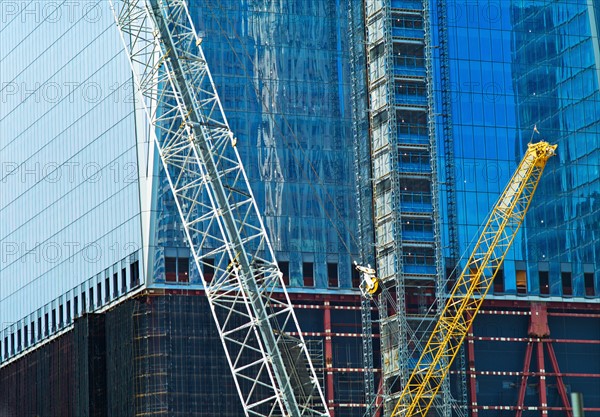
[
  {"xmin": 483, "ymin": 299, "xmax": 600, "ymax": 311},
  {"xmin": 466, "ymin": 325, "xmax": 479, "ymax": 416},
  {"xmin": 547, "ymin": 312, "xmax": 600, "ymax": 319},
  {"xmin": 515, "ymin": 342, "xmax": 533, "ymax": 417},
  {"xmin": 546, "ymin": 342, "xmax": 573, "ymax": 417},
  {"xmin": 286, "ymin": 331, "xmax": 377, "ymax": 338},
  {"xmin": 536, "ymin": 342, "xmax": 549, "ymax": 417},
  {"xmin": 471, "ymin": 405, "xmax": 600, "ymax": 412},
  {"xmin": 323, "ymin": 301, "xmax": 335, "ymax": 417},
  {"xmin": 468, "ymin": 336, "xmax": 600, "ymax": 344},
  {"xmin": 314, "ymin": 367, "xmax": 380, "ymax": 373},
  {"xmin": 466, "ymin": 370, "xmax": 600, "ymax": 378}
]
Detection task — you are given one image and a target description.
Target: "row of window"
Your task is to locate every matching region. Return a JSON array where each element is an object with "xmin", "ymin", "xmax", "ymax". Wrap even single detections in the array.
[
  {"xmin": 392, "ymin": 13, "xmax": 424, "ymax": 30},
  {"xmin": 493, "ymin": 269, "xmax": 596, "ymax": 298},
  {"xmin": 1, "ymin": 253, "xmax": 141, "ymax": 362},
  {"xmin": 164, "ymin": 254, "xmax": 361, "ymax": 290},
  {"xmin": 445, "ymin": 265, "xmax": 597, "ymax": 298}
]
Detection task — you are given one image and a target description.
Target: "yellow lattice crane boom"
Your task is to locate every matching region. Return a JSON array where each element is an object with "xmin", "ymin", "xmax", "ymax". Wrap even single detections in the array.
[{"xmin": 391, "ymin": 141, "xmax": 557, "ymax": 417}]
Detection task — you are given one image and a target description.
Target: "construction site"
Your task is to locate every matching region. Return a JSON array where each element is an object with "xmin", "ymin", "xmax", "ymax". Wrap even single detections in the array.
[{"xmin": 0, "ymin": 0, "xmax": 599, "ymax": 416}]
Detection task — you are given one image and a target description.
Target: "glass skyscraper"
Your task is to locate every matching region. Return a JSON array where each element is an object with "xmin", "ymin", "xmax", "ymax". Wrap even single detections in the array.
[
  {"xmin": 1, "ymin": 0, "xmax": 599, "ymax": 415},
  {"xmin": 438, "ymin": 0, "xmax": 600, "ymax": 297},
  {"xmin": 357, "ymin": 0, "xmax": 600, "ymax": 415},
  {"xmin": 1, "ymin": 2, "xmax": 364, "ymax": 415},
  {"xmin": 0, "ymin": 1, "xmax": 143, "ymax": 354},
  {"xmin": 152, "ymin": 0, "xmax": 359, "ymax": 289},
  {"xmin": 1, "ymin": 0, "xmax": 359, "ymax": 361}
]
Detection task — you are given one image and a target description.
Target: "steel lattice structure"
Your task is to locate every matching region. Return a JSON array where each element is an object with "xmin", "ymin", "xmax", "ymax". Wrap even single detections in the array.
[
  {"xmin": 391, "ymin": 141, "xmax": 557, "ymax": 417},
  {"xmin": 108, "ymin": 1, "xmax": 329, "ymax": 415}
]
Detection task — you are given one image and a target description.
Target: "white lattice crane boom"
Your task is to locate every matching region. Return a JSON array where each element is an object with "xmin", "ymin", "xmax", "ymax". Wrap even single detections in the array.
[{"xmin": 109, "ymin": 1, "xmax": 329, "ymax": 416}]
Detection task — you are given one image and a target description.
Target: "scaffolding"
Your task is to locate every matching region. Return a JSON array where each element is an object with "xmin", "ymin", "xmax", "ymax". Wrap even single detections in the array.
[{"xmin": 360, "ymin": 0, "xmax": 449, "ymax": 415}]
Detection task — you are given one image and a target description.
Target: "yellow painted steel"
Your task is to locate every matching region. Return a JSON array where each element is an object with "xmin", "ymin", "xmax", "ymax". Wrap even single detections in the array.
[{"xmin": 391, "ymin": 141, "xmax": 557, "ymax": 417}]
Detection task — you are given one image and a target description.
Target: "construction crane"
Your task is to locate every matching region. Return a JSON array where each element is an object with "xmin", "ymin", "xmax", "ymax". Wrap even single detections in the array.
[
  {"xmin": 389, "ymin": 141, "xmax": 557, "ymax": 416},
  {"xmin": 108, "ymin": 1, "xmax": 329, "ymax": 416},
  {"xmin": 358, "ymin": 141, "xmax": 556, "ymax": 416}
]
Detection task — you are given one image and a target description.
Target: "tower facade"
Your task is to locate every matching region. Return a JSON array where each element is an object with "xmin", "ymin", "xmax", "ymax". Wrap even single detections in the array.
[{"xmin": 355, "ymin": 0, "xmax": 600, "ymax": 415}]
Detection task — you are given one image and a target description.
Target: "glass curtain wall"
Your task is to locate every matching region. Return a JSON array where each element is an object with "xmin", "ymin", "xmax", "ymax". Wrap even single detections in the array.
[
  {"xmin": 150, "ymin": 0, "xmax": 359, "ymax": 289},
  {"xmin": 436, "ymin": 0, "xmax": 599, "ymax": 298},
  {"xmin": 0, "ymin": 1, "xmax": 142, "ymax": 361}
]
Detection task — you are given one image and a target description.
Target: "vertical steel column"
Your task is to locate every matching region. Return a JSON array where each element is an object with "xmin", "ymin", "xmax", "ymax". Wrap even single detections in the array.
[
  {"xmin": 546, "ymin": 340, "xmax": 574, "ymax": 416},
  {"xmin": 536, "ymin": 342, "xmax": 549, "ymax": 417},
  {"xmin": 515, "ymin": 342, "xmax": 534, "ymax": 417},
  {"xmin": 466, "ymin": 327, "xmax": 479, "ymax": 416},
  {"xmin": 324, "ymin": 301, "xmax": 335, "ymax": 417}
]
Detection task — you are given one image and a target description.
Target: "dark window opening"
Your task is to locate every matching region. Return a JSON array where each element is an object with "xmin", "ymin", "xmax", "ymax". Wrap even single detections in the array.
[
  {"xmin": 23, "ymin": 326, "xmax": 28, "ymax": 348},
  {"xmin": 369, "ymin": 43, "xmax": 384, "ymax": 60},
  {"xmin": 392, "ymin": 13, "xmax": 423, "ymax": 29},
  {"xmin": 97, "ymin": 283, "xmax": 102, "ymax": 306},
  {"xmin": 74, "ymin": 296, "xmax": 79, "ymax": 318},
  {"xmin": 82, "ymin": 292, "xmax": 87, "ymax": 313},
  {"xmin": 279, "ymin": 261, "xmax": 290, "ymax": 286},
  {"xmin": 89, "ymin": 288, "xmax": 94, "ymax": 309},
  {"xmin": 130, "ymin": 261, "xmax": 140, "ymax": 287},
  {"xmin": 328, "ymin": 263, "xmax": 339, "ymax": 288},
  {"xmin": 561, "ymin": 272, "xmax": 572, "ymax": 297},
  {"xmin": 113, "ymin": 273, "xmax": 118, "ymax": 298},
  {"xmin": 516, "ymin": 270, "xmax": 527, "ymax": 294},
  {"xmin": 404, "ymin": 179, "xmax": 431, "ymax": 193},
  {"xmin": 166, "ymin": 255, "xmax": 190, "ymax": 283},
  {"xmin": 393, "ymin": 43, "xmax": 425, "ymax": 67},
  {"xmin": 30, "ymin": 321, "xmax": 35, "ymax": 344},
  {"xmin": 58, "ymin": 304, "xmax": 64, "ymax": 328},
  {"xmin": 395, "ymin": 80, "xmax": 426, "ymax": 98},
  {"xmin": 351, "ymin": 266, "xmax": 361, "ymax": 288},
  {"xmin": 37, "ymin": 317, "xmax": 42, "ymax": 340},
  {"xmin": 105, "ymin": 277, "xmax": 110, "ymax": 302},
  {"xmin": 203, "ymin": 258, "xmax": 215, "ymax": 283},
  {"xmin": 10, "ymin": 334, "xmax": 14, "ymax": 355},
  {"xmin": 51, "ymin": 309, "xmax": 56, "ymax": 332},
  {"xmin": 396, "ymin": 110, "xmax": 427, "ymax": 136},
  {"xmin": 17, "ymin": 330, "xmax": 21, "ymax": 351},
  {"xmin": 493, "ymin": 269, "xmax": 505, "ymax": 293},
  {"xmin": 303, "ymin": 262, "xmax": 314, "ymax": 287},
  {"xmin": 402, "ymin": 218, "xmax": 434, "ymax": 235},
  {"xmin": 178, "ymin": 257, "xmax": 189, "ymax": 282},
  {"xmin": 539, "ymin": 271, "xmax": 550, "ymax": 295},
  {"xmin": 584, "ymin": 272, "xmax": 595, "ymax": 297},
  {"xmin": 121, "ymin": 268, "xmax": 127, "ymax": 292},
  {"xmin": 44, "ymin": 313, "xmax": 49, "ymax": 336},
  {"xmin": 66, "ymin": 301, "xmax": 71, "ymax": 324},
  {"xmin": 403, "ymin": 247, "xmax": 435, "ymax": 266},
  {"xmin": 3, "ymin": 337, "xmax": 8, "ymax": 358}
]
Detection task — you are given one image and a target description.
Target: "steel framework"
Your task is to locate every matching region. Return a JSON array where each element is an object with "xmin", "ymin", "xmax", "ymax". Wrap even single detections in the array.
[
  {"xmin": 108, "ymin": 1, "xmax": 328, "ymax": 416},
  {"xmin": 466, "ymin": 300, "xmax": 600, "ymax": 416},
  {"xmin": 391, "ymin": 141, "xmax": 557, "ymax": 416}
]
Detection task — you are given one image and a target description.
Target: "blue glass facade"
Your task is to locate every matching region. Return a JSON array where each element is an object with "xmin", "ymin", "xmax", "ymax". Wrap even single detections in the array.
[
  {"xmin": 150, "ymin": 0, "xmax": 359, "ymax": 290},
  {"xmin": 0, "ymin": 0, "xmax": 361, "ymax": 365},
  {"xmin": 0, "ymin": 1, "xmax": 144, "ymax": 360},
  {"xmin": 436, "ymin": 0, "xmax": 600, "ymax": 298}
]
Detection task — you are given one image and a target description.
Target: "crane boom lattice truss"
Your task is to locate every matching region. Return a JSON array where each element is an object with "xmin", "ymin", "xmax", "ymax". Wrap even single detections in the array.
[
  {"xmin": 109, "ymin": 1, "xmax": 329, "ymax": 416},
  {"xmin": 391, "ymin": 141, "xmax": 557, "ymax": 417}
]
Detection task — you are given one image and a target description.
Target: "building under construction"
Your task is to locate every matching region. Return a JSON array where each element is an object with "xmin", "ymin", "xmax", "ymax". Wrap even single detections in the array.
[{"xmin": 0, "ymin": 1, "xmax": 599, "ymax": 416}]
